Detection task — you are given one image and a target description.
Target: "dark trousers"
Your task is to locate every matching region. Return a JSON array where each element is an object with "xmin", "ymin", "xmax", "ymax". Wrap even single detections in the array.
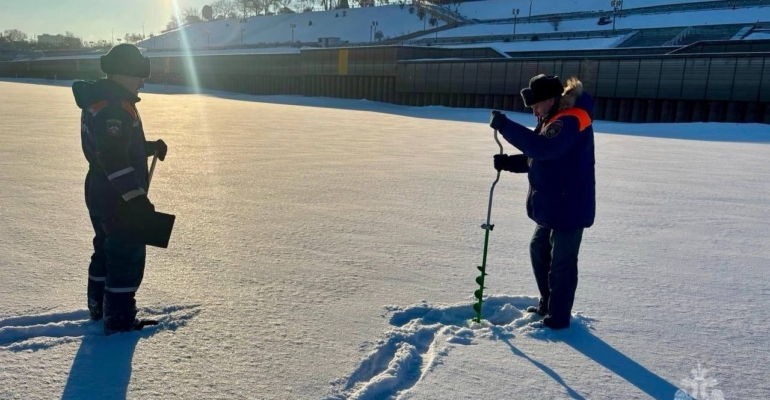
[
  {"xmin": 529, "ymin": 225, "xmax": 583, "ymax": 326},
  {"xmin": 87, "ymin": 215, "xmax": 146, "ymax": 331}
]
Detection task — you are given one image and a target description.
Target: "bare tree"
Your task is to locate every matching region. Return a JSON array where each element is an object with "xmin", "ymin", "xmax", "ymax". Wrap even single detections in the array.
[
  {"xmin": 166, "ymin": 17, "xmax": 180, "ymax": 31},
  {"xmin": 124, "ymin": 33, "xmax": 144, "ymax": 43},
  {"xmin": 319, "ymin": 0, "xmax": 333, "ymax": 11},
  {"xmin": 213, "ymin": 0, "xmax": 237, "ymax": 19},
  {"xmin": 222, "ymin": 0, "xmax": 238, "ymax": 17},
  {"xmin": 263, "ymin": 0, "xmax": 280, "ymax": 14},
  {"xmin": 235, "ymin": 0, "xmax": 266, "ymax": 16},
  {"xmin": 183, "ymin": 7, "xmax": 203, "ymax": 24},
  {"xmin": 295, "ymin": 0, "xmax": 313, "ymax": 11},
  {"xmin": 276, "ymin": 0, "xmax": 295, "ymax": 11},
  {"xmin": 3, "ymin": 29, "xmax": 28, "ymax": 43}
]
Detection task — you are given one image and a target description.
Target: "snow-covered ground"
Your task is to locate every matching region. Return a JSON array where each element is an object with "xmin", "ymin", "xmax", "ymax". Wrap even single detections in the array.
[
  {"xmin": 137, "ymin": 5, "xmax": 444, "ymax": 50},
  {"xmin": 745, "ymin": 31, "xmax": 770, "ymax": 39},
  {"xmin": 441, "ymin": 36, "xmax": 628, "ymax": 52},
  {"xmin": 452, "ymin": 0, "xmax": 724, "ymax": 21},
  {"xmin": 1, "ymin": 78, "xmax": 769, "ymax": 400},
  {"xmin": 418, "ymin": 6, "xmax": 768, "ymax": 40}
]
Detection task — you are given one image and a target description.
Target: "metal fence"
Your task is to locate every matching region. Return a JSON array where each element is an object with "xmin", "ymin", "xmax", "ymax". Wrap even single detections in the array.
[
  {"xmin": 1, "ymin": 44, "xmax": 768, "ymax": 123},
  {"xmin": 397, "ymin": 53, "xmax": 770, "ymax": 102}
]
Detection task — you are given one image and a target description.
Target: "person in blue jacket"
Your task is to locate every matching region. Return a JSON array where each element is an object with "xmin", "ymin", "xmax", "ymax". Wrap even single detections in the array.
[
  {"xmin": 489, "ymin": 75, "xmax": 596, "ymax": 330},
  {"xmin": 72, "ymin": 44, "xmax": 168, "ymax": 334}
]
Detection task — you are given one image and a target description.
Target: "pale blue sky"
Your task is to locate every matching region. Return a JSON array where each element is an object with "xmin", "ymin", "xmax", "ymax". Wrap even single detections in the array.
[{"xmin": 1, "ymin": 0, "xmax": 211, "ymax": 43}]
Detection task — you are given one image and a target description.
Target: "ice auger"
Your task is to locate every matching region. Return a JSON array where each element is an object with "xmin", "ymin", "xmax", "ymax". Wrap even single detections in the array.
[{"xmin": 472, "ymin": 111, "xmax": 505, "ymax": 323}]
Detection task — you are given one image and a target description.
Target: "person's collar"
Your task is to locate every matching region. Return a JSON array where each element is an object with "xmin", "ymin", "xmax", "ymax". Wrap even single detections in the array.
[{"xmin": 99, "ymin": 78, "xmax": 141, "ymax": 103}]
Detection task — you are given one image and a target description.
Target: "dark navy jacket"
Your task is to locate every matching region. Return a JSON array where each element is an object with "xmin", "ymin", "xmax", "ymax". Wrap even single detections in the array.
[
  {"xmin": 497, "ymin": 91, "xmax": 596, "ymax": 230},
  {"xmin": 73, "ymin": 79, "xmax": 151, "ymax": 218}
]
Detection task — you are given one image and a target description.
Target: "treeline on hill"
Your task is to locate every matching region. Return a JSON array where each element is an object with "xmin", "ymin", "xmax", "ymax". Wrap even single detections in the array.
[
  {"xmin": 0, "ymin": 28, "xmax": 148, "ymax": 51},
  {"xmin": 163, "ymin": 0, "xmax": 406, "ymax": 31}
]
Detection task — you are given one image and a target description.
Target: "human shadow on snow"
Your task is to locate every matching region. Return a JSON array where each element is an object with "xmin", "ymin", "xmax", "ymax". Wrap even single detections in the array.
[
  {"xmin": 59, "ymin": 328, "xmax": 161, "ymax": 400},
  {"xmin": 509, "ymin": 324, "xmax": 681, "ymax": 400}
]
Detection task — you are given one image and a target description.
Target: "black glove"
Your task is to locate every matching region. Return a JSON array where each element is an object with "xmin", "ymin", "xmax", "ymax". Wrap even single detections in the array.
[
  {"xmin": 494, "ymin": 154, "xmax": 529, "ymax": 173},
  {"xmin": 489, "ymin": 110, "xmax": 509, "ymax": 131},
  {"xmin": 146, "ymin": 139, "xmax": 168, "ymax": 161}
]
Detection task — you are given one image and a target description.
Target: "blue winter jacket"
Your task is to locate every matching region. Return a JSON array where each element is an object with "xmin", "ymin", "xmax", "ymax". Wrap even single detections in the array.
[
  {"xmin": 73, "ymin": 79, "xmax": 152, "ymax": 218},
  {"xmin": 497, "ymin": 82, "xmax": 596, "ymax": 230}
]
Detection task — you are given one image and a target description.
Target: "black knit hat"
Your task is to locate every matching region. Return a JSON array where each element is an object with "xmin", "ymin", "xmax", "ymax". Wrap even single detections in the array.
[
  {"xmin": 100, "ymin": 44, "xmax": 151, "ymax": 79},
  {"xmin": 520, "ymin": 74, "xmax": 564, "ymax": 107}
]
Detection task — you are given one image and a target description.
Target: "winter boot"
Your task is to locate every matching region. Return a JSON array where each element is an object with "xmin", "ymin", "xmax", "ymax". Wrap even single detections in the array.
[{"xmin": 542, "ymin": 315, "xmax": 570, "ymax": 330}]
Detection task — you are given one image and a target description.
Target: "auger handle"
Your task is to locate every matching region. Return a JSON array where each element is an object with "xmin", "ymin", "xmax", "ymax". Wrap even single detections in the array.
[{"xmin": 483, "ymin": 112, "xmax": 505, "ymax": 230}]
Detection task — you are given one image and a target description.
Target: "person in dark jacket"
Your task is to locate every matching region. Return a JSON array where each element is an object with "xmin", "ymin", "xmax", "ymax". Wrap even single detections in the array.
[
  {"xmin": 72, "ymin": 44, "xmax": 168, "ymax": 335},
  {"xmin": 489, "ymin": 75, "xmax": 596, "ymax": 330}
]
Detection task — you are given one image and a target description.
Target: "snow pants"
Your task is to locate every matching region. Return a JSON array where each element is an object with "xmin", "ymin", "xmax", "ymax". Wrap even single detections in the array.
[
  {"xmin": 529, "ymin": 225, "xmax": 583, "ymax": 327},
  {"xmin": 87, "ymin": 215, "xmax": 146, "ymax": 332}
]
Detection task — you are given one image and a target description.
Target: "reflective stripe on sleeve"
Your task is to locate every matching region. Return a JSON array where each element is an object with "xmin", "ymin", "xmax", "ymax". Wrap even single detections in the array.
[
  {"xmin": 107, "ymin": 167, "xmax": 135, "ymax": 181},
  {"xmin": 121, "ymin": 188, "xmax": 146, "ymax": 201}
]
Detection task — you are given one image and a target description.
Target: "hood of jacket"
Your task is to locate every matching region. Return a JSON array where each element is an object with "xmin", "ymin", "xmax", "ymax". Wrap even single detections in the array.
[
  {"xmin": 559, "ymin": 77, "xmax": 594, "ymax": 118},
  {"xmin": 72, "ymin": 79, "xmax": 140, "ymax": 110}
]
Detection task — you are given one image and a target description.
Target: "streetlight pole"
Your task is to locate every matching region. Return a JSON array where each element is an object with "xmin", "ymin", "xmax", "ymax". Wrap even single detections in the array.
[
  {"xmin": 111, "ymin": 28, "xmax": 114, "ymax": 45},
  {"xmin": 371, "ymin": 21, "xmax": 379, "ymax": 43},
  {"xmin": 290, "ymin": 23, "xmax": 296, "ymax": 43},
  {"xmin": 205, "ymin": 30, "xmax": 211, "ymax": 49},
  {"xmin": 143, "ymin": 22, "xmax": 145, "ymax": 39},
  {"xmin": 240, "ymin": 28, "xmax": 245, "ymax": 46},
  {"xmin": 611, "ymin": 0, "xmax": 622, "ymax": 32},
  {"xmin": 512, "ymin": 8, "xmax": 520, "ymax": 35},
  {"xmin": 529, "ymin": 0, "xmax": 533, "ymax": 23}
]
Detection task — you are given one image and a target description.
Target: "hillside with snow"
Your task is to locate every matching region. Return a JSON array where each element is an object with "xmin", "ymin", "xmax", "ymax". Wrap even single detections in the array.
[
  {"xmin": 452, "ymin": 0, "xmax": 725, "ymax": 21},
  {"xmin": 417, "ymin": 6, "xmax": 767, "ymax": 40},
  {"xmin": 138, "ymin": 5, "xmax": 445, "ymax": 50}
]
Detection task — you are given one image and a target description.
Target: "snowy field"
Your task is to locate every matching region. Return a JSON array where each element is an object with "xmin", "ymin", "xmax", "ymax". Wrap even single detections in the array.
[{"xmin": 1, "ymin": 79, "xmax": 769, "ymax": 400}]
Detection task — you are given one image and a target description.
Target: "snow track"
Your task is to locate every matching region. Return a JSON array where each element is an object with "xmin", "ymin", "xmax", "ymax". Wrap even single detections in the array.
[
  {"xmin": 327, "ymin": 296, "xmax": 597, "ymax": 399},
  {"xmin": 0, "ymin": 305, "xmax": 200, "ymax": 352}
]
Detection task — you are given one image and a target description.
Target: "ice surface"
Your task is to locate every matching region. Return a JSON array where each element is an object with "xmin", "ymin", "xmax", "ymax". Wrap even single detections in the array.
[{"xmin": 0, "ymin": 79, "xmax": 769, "ymax": 399}]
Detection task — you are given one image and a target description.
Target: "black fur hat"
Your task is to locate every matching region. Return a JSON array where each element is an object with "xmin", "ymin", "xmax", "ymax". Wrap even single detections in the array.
[
  {"xmin": 520, "ymin": 74, "xmax": 564, "ymax": 107},
  {"xmin": 100, "ymin": 44, "xmax": 151, "ymax": 79}
]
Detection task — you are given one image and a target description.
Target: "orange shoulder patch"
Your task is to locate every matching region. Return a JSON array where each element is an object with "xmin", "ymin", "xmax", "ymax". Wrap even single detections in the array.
[
  {"xmin": 553, "ymin": 108, "xmax": 592, "ymax": 132},
  {"xmin": 121, "ymin": 101, "xmax": 138, "ymax": 120},
  {"xmin": 86, "ymin": 100, "xmax": 109, "ymax": 116}
]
